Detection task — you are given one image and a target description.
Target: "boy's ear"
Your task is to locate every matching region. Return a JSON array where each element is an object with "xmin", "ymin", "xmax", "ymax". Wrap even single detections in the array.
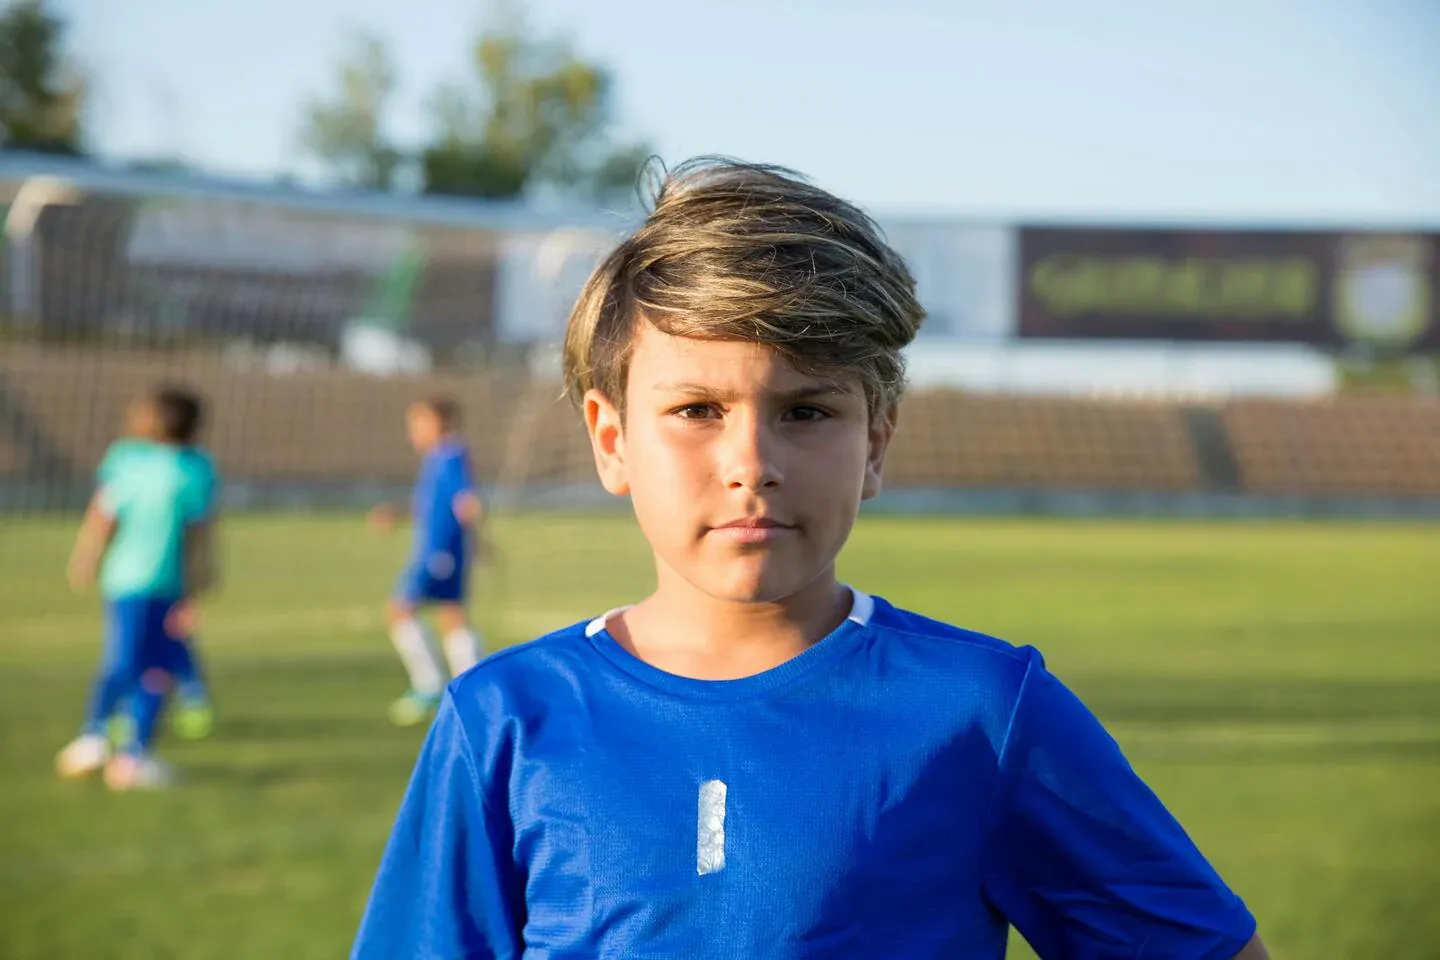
[
  {"xmin": 583, "ymin": 389, "xmax": 630, "ymax": 496},
  {"xmin": 861, "ymin": 403, "xmax": 898, "ymax": 502}
]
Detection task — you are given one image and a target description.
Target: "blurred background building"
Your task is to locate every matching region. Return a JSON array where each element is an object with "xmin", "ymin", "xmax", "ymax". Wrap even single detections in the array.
[{"xmin": 2, "ymin": 148, "xmax": 1436, "ymax": 518}]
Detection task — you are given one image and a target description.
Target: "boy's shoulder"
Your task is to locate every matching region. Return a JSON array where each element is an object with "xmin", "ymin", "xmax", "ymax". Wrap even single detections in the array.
[
  {"xmin": 857, "ymin": 596, "xmax": 1046, "ymax": 720},
  {"xmin": 444, "ymin": 620, "xmax": 596, "ymax": 726},
  {"xmin": 98, "ymin": 438, "xmax": 152, "ymax": 475},
  {"xmin": 99, "ymin": 439, "xmax": 185, "ymax": 489},
  {"xmin": 179, "ymin": 446, "xmax": 218, "ymax": 483},
  {"xmin": 866, "ymin": 594, "xmax": 1038, "ymax": 670},
  {"xmin": 103, "ymin": 437, "xmax": 149, "ymax": 458},
  {"xmin": 180, "ymin": 444, "xmax": 217, "ymax": 470},
  {"xmin": 434, "ymin": 438, "xmax": 471, "ymax": 459},
  {"xmin": 443, "ymin": 442, "xmax": 474, "ymax": 473},
  {"xmin": 452, "ymin": 620, "xmax": 594, "ymax": 687},
  {"xmin": 419, "ymin": 440, "xmax": 470, "ymax": 476}
]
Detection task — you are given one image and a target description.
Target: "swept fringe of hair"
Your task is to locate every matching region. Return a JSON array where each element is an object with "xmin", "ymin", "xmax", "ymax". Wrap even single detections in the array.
[{"xmin": 563, "ymin": 156, "xmax": 925, "ymax": 415}]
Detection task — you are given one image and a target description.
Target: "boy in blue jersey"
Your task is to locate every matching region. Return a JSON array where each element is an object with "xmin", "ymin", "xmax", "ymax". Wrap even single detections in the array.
[
  {"xmin": 369, "ymin": 397, "xmax": 485, "ymax": 727},
  {"xmin": 353, "ymin": 160, "xmax": 1270, "ymax": 960},
  {"xmin": 55, "ymin": 387, "xmax": 216, "ymax": 791}
]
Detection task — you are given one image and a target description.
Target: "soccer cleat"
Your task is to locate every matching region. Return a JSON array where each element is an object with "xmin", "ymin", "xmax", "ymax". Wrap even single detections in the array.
[
  {"xmin": 55, "ymin": 734, "xmax": 112, "ymax": 779},
  {"xmin": 103, "ymin": 754, "xmax": 177, "ymax": 792},
  {"xmin": 172, "ymin": 700, "xmax": 214, "ymax": 740},
  {"xmin": 388, "ymin": 690, "xmax": 441, "ymax": 728}
]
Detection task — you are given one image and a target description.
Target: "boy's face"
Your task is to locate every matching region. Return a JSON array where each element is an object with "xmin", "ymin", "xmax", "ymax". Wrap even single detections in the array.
[
  {"xmin": 406, "ymin": 406, "xmax": 442, "ymax": 453},
  {"xmin": 123, "ymin": 399, "xmax": 161, "ymax": 441},
  {"xmin": 585, "ymin": 323, "xmax": 895, "ymax": 605}
]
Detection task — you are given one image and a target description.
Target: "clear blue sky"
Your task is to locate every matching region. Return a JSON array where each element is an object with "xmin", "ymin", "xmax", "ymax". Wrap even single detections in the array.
[{"xmin": 55, "ymin": 0, "xmax": 1440, "ymax": 223}]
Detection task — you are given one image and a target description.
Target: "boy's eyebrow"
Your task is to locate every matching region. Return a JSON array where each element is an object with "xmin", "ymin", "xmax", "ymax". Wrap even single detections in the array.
[{"xmin": 652, "ymin": 382, "xmax": 854, "ymax": 402}]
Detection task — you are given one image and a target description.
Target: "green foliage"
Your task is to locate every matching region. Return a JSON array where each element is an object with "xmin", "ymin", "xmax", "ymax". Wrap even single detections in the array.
[
  {"xmin": 0, "ymin": 0, "xmax": 85, "ymax": 155},
  {"xmin": 299, "ymin": 3, "xmax": 648, "ymax": 201},
  {"xmin": 420, "ymin": 4, "xmax": 648, "ymax": 202},
  {"xmin": 0, "ymin": 514, "xmax": 1437, "ymax": 958},
  {"xmin": 297, "ymin": 30, "xmax": 402, "ymax": 191}
]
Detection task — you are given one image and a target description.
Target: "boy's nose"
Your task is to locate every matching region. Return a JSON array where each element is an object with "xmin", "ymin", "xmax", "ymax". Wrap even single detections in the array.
[{"xmin": 720, "ymin": 418, "xmax": 783, "ymax": 491}]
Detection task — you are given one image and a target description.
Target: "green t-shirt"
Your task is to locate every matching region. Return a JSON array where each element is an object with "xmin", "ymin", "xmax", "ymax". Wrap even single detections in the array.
[{"xmin": 96, "ymin": 440, "xmax": 209, "ymax": 600}]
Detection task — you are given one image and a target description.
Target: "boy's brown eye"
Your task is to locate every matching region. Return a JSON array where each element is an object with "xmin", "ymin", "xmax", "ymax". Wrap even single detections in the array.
[
  {"xmin": 676, "ymin": 403, "xmax": 716, "ymax": 420},
  {"xmin": 787, "ymin": 405, "xmax": 829, "ymax": 422}
]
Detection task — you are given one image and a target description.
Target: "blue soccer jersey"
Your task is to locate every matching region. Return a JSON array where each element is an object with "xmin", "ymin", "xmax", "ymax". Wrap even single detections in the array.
[
  {"xmin": 353, "ymin": 590, "xmax": 1256, "ymax": 960},
  {"xmin": 405, "ymin": 440, "xmax": 476, "ymax": 589}
]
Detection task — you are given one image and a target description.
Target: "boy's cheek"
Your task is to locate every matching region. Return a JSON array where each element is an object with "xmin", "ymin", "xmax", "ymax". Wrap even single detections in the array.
[{"xmin": 631, "ymin": 482, "xmax": 691, "ymax": 535}]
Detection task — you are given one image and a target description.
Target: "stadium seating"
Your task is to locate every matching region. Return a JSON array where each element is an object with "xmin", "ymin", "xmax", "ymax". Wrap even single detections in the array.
[
  {"xmin": 1222, "ymin": 397, "xmax": 1440, "ymax": 498},
  {"xmin": 1, "ymin": 346, "xmax": 1437, "ymax": 501},
  {"xmin": 886, "ymin": 391, "xmax": 1202, "ymax": 491}
]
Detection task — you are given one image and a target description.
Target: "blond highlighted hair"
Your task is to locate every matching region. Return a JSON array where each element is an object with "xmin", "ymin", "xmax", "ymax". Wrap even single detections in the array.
[{"xmin": 562, "ymin": 157, "xmax": 925, "ymax": 415}]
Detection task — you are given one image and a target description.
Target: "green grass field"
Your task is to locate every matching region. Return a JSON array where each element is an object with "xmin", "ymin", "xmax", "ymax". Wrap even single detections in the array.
[{"xmin": 1, "ymin": 514, "xmax": 1437, "ymax": 959}]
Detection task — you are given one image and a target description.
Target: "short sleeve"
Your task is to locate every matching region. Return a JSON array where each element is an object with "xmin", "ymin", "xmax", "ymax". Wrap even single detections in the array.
[
  {"xmin": 454, "ymin": 451, "xmax": 477, "ymax": 495},
  {"xmin": 437, "ymin": 451, "xmax": 477, "ymax": 515},
  {"xmin": 96, "ymin": 442, "xmax": 127, "ymax": 487},
  {"xmin": 95, "ymin": 484, "xmax": 120, "ymax": 518},
  {"xmin": 96, "ymin": 443, "xmax": 140, "ymax": 518},
  {"xmin": 982, "ymin": 652, "xmax": 1256, "ymax": 960},
  {"xmin": 351, "ymin": 694, "xmax": 524, "ymax": 960}
]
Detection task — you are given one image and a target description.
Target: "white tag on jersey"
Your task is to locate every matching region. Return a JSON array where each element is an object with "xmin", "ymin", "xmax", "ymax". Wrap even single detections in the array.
[{"xmin": 697, "ymin": 779, "xmax": 728, "ymax": 876}]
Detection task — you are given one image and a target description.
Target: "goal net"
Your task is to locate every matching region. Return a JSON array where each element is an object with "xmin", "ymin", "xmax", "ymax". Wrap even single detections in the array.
[{"xmin": 0, "ymin": 174, "xmax": 642, "ymax": 644}]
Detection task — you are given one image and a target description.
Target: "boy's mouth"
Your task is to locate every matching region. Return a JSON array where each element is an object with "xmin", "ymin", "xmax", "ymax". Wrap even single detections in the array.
[{"xmin": 708, "ymin": 517, "xmax": 796, "ymax": 544}]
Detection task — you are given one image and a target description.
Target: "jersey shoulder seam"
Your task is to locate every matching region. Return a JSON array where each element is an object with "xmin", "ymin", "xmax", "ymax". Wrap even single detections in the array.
[
  {"xmin": 453, "ymin": 623, "xmax": 591, "ymax": 681},
  {"xmin": 872, "ymin": 614, "xmax": 1032, "ymax": 667}
]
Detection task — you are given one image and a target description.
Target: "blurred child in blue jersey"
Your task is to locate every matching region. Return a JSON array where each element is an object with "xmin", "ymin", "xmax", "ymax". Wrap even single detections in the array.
[
  {"xmin": 352, "ymin": 160, "xmax": 1270, "ymax": 960},
  {"xmin": 55, "ymin": 387, "xmax": 218, "ymax": 791},
  {"xmin": 368, "ymin": 397, "xmax": 484, "ymax": 727}
]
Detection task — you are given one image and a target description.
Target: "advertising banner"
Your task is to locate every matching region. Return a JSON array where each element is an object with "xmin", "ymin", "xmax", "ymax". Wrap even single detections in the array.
[{"xmin": 1018, "ymin": 227, "xmax": 1439, "ymax": 352}]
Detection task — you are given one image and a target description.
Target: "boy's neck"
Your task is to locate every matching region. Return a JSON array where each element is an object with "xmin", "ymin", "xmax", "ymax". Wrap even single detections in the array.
[{"xmin": 614, "ymin": 567, "xmax": 852, "ymax": 681}]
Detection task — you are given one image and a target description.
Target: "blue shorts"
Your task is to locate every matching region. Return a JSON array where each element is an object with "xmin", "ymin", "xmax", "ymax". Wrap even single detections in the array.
[
  {"xmin": 102, "ymin": 595, "xmax": 187, "ymax": 678},
  {"xmin": 394, "ymin": 552, "xmax": 468, "ymax": 605}
]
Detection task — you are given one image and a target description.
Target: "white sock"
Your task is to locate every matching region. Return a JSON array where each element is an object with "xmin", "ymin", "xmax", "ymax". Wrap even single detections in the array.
[
  {"xmin": 443, "ymin": 627, "xmax": 482, "ymax": 677},
  {"xmin": 390, "ymin": 618, "xmax": 444, "ymax": 695}
]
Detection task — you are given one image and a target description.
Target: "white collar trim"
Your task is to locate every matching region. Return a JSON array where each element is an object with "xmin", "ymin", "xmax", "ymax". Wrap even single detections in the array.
[{"xmin": 584, "ymin": 584, "xmax": 873, "ymax": 638}]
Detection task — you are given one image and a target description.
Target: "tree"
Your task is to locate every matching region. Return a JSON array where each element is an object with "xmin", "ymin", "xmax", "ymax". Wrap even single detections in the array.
[
  {"xmin": 0, "ymin": 0, "xmax": 86, "ymax": 155},
  {"xmin": 420, "ymin": 3, "xmax": 649, "ymax": 202},
  {"xmin": 299, "ymin": 29, "xmax": 401, "ymax": 191}
]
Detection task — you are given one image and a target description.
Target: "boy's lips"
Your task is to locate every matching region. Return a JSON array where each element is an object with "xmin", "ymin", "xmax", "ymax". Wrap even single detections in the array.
[
  {"xmin": 715, "ymin": 517, "xmax": 791, "ymax": 529},
  {"xmin": 708, "ymin": 517, "xmax": 796, "ymax": 543}
]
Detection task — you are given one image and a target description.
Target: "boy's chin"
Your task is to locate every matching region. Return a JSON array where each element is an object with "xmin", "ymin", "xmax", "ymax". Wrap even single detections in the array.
[{"xmin": 687, "ymin": 564, "xmax": 826, "ymax": 607}]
